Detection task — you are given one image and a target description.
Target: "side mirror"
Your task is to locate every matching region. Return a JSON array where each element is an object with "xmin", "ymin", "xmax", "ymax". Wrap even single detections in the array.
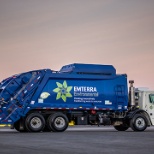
[
  {"xmin": 135, "ymin": 92, "xmax": 139, "ymax": 101},
  {"xmin": 149, "ymin": 94, "xmax": 154, "ymax": 103}
]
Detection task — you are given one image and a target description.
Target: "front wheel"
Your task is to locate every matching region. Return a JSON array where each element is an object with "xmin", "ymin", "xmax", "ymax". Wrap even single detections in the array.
[
  {"xmin": 114, "ymin": 125, "xmax": 129, "ymax": 131},
  {"xmin": 130, "ymin": 114, "xmax": 147, "ymax": 131},
  {"xmin": 47, "ymin": 112, "xmax": 68, "ymax": 132}
]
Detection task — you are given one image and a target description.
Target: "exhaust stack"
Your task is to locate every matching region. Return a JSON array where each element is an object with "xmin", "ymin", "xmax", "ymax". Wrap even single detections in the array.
[{"xmin": 129, "ymin": 80, "xmax": 135, "ymax": 107}]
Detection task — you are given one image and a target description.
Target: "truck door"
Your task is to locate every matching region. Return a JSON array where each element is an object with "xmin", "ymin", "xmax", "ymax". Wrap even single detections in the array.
[{"xmin": 146, "ymin": 93, "xmax": 154, "ymax": 125}]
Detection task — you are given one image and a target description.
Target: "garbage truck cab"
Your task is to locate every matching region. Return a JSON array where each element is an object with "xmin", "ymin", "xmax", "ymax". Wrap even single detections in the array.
[{"xmin": 135, "ymin": 88, "xmax": 154, "ymax": 125}]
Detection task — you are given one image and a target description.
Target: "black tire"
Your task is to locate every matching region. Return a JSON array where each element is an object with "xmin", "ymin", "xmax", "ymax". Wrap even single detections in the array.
[
  {"xmin": 47, "ymin": 112, "xmax": 68, "ymax": 132},
  {"xmin": 14, "ymin": 119, "xmax": 27, "ymax": 132},
  {"xmin": 114, "ymin": 125, "xmax": 129, "ymax": 131},
  {"xmin": 42, "ymin": 125, "xmax": 51, "ymax": 132},
  {"xmin": 25, "ymin": 113, "xmax": 45, "ymax": 132},
  {"xmin": 130, "ymin": 114, "xmax": 147, "ymax": 131}
]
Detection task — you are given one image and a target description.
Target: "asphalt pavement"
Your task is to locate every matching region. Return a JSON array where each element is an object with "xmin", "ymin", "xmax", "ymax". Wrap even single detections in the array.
[{"xmin": 0, "ymin": 126, "xmax": 154, "ymax": 154}]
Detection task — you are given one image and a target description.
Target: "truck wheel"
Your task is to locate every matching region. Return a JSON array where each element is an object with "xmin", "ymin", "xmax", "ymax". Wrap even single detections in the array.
[
  {"xmin": 47, "ymin": 112, "xmax": 68, "ymax": 132},
  {"xmin": 42, "ymin": 125, "xmax": 51, "ymax": 132},
  {"xmin": 130, "ymin": 114, "xmax": 147, "ymax": 131},
  {"xmin": 14, "ymin": 119, "xmax": 27, "ymax": 132},
  {"xmin": 25, "ymin": 113, "xmax": 45, "ymax": 132},
  {"xmin": 114, "ymin": 125, "xmax": 129, "ymax": 131}
]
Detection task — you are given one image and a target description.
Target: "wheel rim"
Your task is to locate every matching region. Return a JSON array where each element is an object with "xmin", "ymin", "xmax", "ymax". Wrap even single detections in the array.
[
  {"xmin": 30, "ymin": 117, "xmax": 42, "ymax": 129},
  {"xmin": 135, "ymin": 117, "xmax": 145, "ymax": 129},
  {"xmin": 54, "ymin": 117, "xmax": 65, "ymax": 128}
]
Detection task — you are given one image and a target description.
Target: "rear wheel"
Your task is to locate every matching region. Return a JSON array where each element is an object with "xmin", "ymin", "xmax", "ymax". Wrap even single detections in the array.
[
  {"xmin": 130, "ymin": 114, "xmax": 147, "ymax": 131},
  {"xmin": 25, "ymin": 113, "xmax": 45, "ymax": 132},
  {"xmin": 47, "ymin": 112, "xmax": 68, "ymax": 132},
  {"xmin": 114, "ymin": 125, "xmax": 129, "ymax": 131},
  {"xmin": 42, "ymin": 125, "xmax": 51, "ymax": 132}
]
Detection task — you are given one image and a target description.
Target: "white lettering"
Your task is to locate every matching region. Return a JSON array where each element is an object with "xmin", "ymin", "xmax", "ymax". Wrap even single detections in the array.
[{"xmin": 74, "ymin": 86, "xmax": 97, "ymax": 92}]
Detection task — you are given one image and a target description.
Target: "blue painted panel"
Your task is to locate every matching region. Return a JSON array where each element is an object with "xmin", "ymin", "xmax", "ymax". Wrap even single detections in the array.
[{"xmin": 34, "ymin": 75, "xmax": 128, "ymax": 111}]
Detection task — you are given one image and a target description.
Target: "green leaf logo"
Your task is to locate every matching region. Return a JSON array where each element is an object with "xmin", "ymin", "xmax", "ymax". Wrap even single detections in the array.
[
  {"xmin": 53, "ymin": 80, "xmax": 73, "ymax": 102},
  {"xmin": 40, "ymin": 92, "xmax": 50, "ymax": 99}
]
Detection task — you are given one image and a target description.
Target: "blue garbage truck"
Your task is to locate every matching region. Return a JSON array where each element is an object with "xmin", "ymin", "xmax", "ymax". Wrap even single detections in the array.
[{"xmin": 0, "ymin": 63, "xmax": 152, "ymax": 132}]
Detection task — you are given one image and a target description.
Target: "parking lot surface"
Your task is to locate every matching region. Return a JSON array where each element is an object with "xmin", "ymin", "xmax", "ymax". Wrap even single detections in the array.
[{"xmin": 0, "ymin": 126, "xmax": 154, "ymax": 154}]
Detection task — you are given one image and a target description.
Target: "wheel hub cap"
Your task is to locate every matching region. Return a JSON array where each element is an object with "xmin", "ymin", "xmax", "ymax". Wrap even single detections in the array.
[
  {"xmin": 136, "ymin": 118, "xmax": 145, "ymax": 129},
  {"xmin": 54, "ymin": 117, "xmax": 65, "ymax": 128},
  {"xmin": 30, "ymin": 117, "xmax": 42, "ymax": 128}
]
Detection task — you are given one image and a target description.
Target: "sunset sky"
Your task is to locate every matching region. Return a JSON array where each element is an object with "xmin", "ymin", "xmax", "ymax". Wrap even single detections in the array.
[{"xmin": 0, "ymin": 0, "xmax": 154, "ymax": 89}]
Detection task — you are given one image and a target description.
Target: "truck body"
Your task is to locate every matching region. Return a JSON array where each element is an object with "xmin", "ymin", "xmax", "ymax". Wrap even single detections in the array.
[{"xmin": 0, "ymin": 63, "xmax": 153, "ymax": 132}]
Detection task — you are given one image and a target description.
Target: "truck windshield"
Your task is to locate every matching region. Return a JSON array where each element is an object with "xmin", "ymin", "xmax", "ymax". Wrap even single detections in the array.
[{"xmin": 149, "ymin": 94, "xmax": 154, "ymax": 103}]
